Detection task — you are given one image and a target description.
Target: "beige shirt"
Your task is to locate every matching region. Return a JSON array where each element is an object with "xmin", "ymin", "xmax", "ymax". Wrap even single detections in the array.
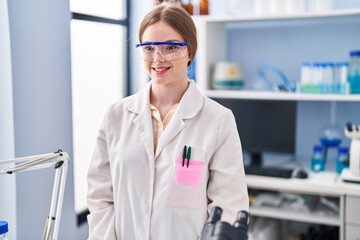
[{"xmin": 150, "ymin": 104, "xmax": 178, "ymax": 153}]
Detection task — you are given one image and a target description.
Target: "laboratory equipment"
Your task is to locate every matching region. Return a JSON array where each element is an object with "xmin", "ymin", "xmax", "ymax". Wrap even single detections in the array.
[
  {"xmin": 311, "ymin": 145, "xmax": 325, "ymax": 172},
  {"xmin": 0, "ymin": 150, "xmax": 69, "ymax": 240},
  {"xmin": 347, "ymin": 50, "xmax": 360, "ymax": 94},
  {"xmin": 212, "ymin": 62, "xmax": 244, "ymax": 90},
  {"xmin": 0, "ymin": 221, "xmax": 8, "ymax": 240},
  {"xmin": 336, "ymin": 147, "xmax": 349, "ymax": 174},
  {"xmin": 341, "ymin": 122, "xmax": 360, "ymax": 183},
  {"xmin": 300, "ymin": 61, "xmax": 349, "ymax": 94},
  {"xmin": 318, "ymin": 122, "xmax": 343, "ymax": 167},
  {"xmin": 181, "ymin": 0, "xmax": 194, "ymax": 15},
  {"xmin": 200, "ymin": 206, "xmax": 249, "ymax": 240},
  {"xmin": 258, "ymin": 63, "xmax": 295, "ymax": 92},
  {"xmin": 199, "ymin": 0, "xmax": 208, "ymax": 15}
]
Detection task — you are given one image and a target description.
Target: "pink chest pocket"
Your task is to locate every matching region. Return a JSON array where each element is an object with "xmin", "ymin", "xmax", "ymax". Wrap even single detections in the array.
[{"xmin": 175, "ymin": 157, "xmax": 205, "ymax": 186}]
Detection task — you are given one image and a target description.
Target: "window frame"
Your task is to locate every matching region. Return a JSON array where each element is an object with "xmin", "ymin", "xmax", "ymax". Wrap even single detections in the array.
[{"xmin": 70, "ymin": 0, "xmax": 130, "ymax": 225}]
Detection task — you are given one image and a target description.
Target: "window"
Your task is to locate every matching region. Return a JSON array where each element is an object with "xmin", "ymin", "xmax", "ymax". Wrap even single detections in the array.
[{"xmin": 69, "ymin": 0, "xmax": 129, "ymax": 224}]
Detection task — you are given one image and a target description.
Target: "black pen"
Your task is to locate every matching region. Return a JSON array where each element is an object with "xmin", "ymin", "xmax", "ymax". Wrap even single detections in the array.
[
  {"xmin": 182, "ymin": 145, "xmax": 187, "ymax": 167},
  {"xmin": 186, "ymin": 146, "xmax": 191, "ymax": 168}
]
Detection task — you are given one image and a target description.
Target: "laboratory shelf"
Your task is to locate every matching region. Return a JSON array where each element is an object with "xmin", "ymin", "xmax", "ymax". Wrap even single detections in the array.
[
  {"xmin": 206, "ymin": 90, "xmax": 360, "ymax": 102},
  {"xmin": 193, "ymin": 8, "xmax": 360, "ymax": 23},
  {"xmin": 249, "ymin": 206, "xmax": 341, "ymax": 226}
]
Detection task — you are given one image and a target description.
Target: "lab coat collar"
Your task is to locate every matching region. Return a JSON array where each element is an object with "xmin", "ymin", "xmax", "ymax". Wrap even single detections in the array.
[
  {"xmin": 125, "ymin": 80, "xmax": 204, "ymax": 159},
  {"xmin": 126, "ymin": 82, "xmax": 154, "ymax": 162},
  {"xmin": 177, "ymin": 80, "xmax": 204, "ymax": 120},
  {"xmin": 125, "ymin": 80, "xmax": 204, "ymax": 119},
  {"xmin": 155, "ymin": 80, "xmax": 204, "ymax": 158}
]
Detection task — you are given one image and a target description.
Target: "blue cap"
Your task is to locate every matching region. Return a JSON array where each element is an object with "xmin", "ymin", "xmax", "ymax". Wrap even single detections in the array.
[
  {"xmin": 0, "ymin": 221, "xmax": 8, "ymax": 235},
  {"xmin": 338, "ymin": 146, "xmax": 349, "ymax": 154},
  {"xmin": 313, "ymin": 145, "xmax": 323, "ymax": 152},
  {"xmin": 335, "ymin": 62, "xmax": 349, "ymax": 67},
  {"xmin": 350, "ymin": 50, "xmax": 360, "ymax": 57}
]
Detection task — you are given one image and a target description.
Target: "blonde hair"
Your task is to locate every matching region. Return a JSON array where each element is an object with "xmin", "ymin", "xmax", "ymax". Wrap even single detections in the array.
[{"xmin": 138, "ymin": 3, "xmax": 197, "ymax": 66}]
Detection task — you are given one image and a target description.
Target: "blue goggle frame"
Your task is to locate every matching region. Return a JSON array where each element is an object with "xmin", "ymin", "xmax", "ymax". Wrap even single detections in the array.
[{"xmin": 135, "ymin": 41, "xmax": 189, "ymax": 48}]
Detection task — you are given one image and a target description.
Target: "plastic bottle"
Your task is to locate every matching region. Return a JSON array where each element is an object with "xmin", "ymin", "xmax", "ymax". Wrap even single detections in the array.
[
  {"xmin": 334, "ymin": 62, "xmax": 349, "ymax": 94},
  {"xmin": 300, "ymin": 62, "xmax": 312, "ymax": 93},
  {"xmin": 347, "ymin": 50, "xmax": 360, "ymax": 94},
  {"xmin": 311, "ymin": 145, "xmax": 325, "ymax": 172},
  {"xmin": 313, "ymin": 62, "xmax": 322, "ymax": 93},
  {"xmin": 336, "ymin": 146, "xmax": 349, "ymax": 174},
  {"xmin": 323, "ymin": 62, "xmax": 334, "ymax": 94},
  {"xmin": 0, "ymin": 221, "xmax": 8, "ymax": 240}
]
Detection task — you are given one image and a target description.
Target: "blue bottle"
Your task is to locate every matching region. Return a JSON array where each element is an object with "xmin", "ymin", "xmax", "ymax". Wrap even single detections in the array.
[
  {"xmin": 347, "ymin": 50, "xmax": 360, "ymax": 94},
  {"xmin": 336, "ymin": 147, "xmax": 349, "ymax": 174},
  {"xmin": 311, "ymin": 145, "xmax": 325, "ymax": 172}
]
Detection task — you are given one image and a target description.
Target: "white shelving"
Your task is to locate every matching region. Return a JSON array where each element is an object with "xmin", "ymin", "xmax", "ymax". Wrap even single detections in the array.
[
  {"xmin": 206, "ymin": 90, "xmax": 360, "ymax": 101},
  {"xmin": 194, "ymin": 9, "xmax": 360, "ymax": 239},
  {"xmin": 193, "ymin": 8, "xmax": 360, "ymax": 23},
  {"xmin": 250, "ymin": 206, "xmax": 340, "ymax": 226},
  {"xmin": 194, "ymin": 9, "xmax": 360, "ymax": 102},
  {"xmin": 246, "ymin": 174, "xmax": 360, "ymax": 239}
]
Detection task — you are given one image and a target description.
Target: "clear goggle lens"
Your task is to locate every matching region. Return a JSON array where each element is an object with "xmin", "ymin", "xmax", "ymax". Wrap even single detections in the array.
[{"xmin": 136, "ymin": 42, "xmax": 189, "ymax": 62}]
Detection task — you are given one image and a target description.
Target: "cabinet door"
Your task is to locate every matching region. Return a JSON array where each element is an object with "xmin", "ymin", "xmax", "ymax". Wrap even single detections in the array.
[
  {"xmin": 346, "ymin": 225, "xmax": 360, "ymax": 240},
  {"xmin": 346, "ymin": 196, "xmax": 360, "ymax": 225}
]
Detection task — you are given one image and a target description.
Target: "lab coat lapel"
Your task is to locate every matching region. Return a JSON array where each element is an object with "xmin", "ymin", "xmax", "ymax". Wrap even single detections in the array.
[
  {"xmin": 155, "ymin": 81, "xmax": 204, "ymax": 159},
  {"xmin": 127, "ymin": 82, "xmax": 155, "ymax": 162}
]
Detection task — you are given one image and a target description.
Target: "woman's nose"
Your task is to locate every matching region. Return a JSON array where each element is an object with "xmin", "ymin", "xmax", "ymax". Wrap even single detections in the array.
[{"xmin": 153, "ymin": 51, "xmax": 166, "ymax": 62}]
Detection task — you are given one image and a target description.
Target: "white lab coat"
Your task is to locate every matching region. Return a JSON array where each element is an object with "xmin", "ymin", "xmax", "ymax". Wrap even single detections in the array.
[{"xmin": 87, "ymin": 80, "xmax": 249, "ymax": 240}]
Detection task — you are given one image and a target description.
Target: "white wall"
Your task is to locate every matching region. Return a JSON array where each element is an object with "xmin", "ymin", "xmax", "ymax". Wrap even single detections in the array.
[
  {"xmin": 129, "ymin": 0, "xmax": 153, "ymax": 93},
  {"xmin": 6, "ymin": 0, "xmax": 88, "ymax": 239},
  {"xmin": 0, "ymin": 0, "xmax": 16, "ymax": 239}
]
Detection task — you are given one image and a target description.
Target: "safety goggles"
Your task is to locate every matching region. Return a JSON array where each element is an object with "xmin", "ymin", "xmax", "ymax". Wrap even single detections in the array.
[{"xmin": 135, "ymin": 42, "xmax": 189, "ymax": 62}]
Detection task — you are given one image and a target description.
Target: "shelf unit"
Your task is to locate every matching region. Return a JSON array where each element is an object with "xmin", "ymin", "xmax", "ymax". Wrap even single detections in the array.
[
  {"xmin": 206, "ymin": 90, "xmax": 360, "ymax": 101},
  {"xmin": 250, "ymin": 206, "xmax": 340, "ymax": 226},
  {"xmin": 193, "ymin": 9, "xmax": 360, "ymax": 239},
  {"xmin": 194, "ymin": 9, "xmax": 360, "ymax": 102},
  {"xmin": 246, "ymin": 174, "xmax": 360, "ymax": 239}
]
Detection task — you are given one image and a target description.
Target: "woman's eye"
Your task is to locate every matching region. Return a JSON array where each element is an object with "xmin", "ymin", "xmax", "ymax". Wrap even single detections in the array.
[
  {"xmin": 143, "ymin": 46, "xmax": 154, "ymax": 52},
  {"xmin": 166, "ymin": 45, "xmax": 179, "ymax": 52}
]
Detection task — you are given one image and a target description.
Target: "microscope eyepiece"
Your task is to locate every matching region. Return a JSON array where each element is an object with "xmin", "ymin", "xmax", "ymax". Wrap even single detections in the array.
[
  {"xmin": 234, "ymin": 210, "xmax": 249, "ymax": 228},
  {"xmin": 207, "ymin": 206, "xmax": 222, "ymax": 225}
]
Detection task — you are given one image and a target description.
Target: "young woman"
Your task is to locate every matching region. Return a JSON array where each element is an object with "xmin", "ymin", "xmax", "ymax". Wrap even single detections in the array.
[{"xmin": 87, "ymin": 3, "xmax": 249, "ymax": 239}]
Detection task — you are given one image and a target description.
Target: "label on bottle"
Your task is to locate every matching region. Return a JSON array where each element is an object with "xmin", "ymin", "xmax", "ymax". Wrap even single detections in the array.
[{"xmin": 311, "ymin": 156, "xmax": 325, "ymax": 172}]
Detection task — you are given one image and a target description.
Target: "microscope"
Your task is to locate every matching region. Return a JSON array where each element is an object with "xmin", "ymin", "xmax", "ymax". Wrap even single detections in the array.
[
  {"xmin": 341, "ymin": 122, "xmax": 360, "ymax": 183},
  {"xmin": 200, "ymin": 207, "xmax": 249, "ymax": 240}
]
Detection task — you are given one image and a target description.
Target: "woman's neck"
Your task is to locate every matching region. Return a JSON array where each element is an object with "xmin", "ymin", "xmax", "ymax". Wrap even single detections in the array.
[{"xmin": 150, "ymin": 80, "xmax": 189, "ymax": 119}]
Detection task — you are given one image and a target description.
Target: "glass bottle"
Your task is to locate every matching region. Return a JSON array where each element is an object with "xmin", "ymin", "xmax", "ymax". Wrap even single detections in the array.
[
  {"xmin": 199, "ymin": 0, "xmax": 209, "ymax": 15},
  {"xmin": 347, "ymin": 50, "xmax": 360, "ymax": 94},
  {"xmin": 336, "ymin": 146, "xmax": 349, "ymax": 174},
  {"xmin": 181, "ymin": 0, "xmax": 194, "ymax": 15},
  {"xmin": 0, "ymin": 221, "xmax": 8, "ymax": 240},
  {"xmin": 311, "ymin": 145, "xmax": 325, "ymax": 172}
]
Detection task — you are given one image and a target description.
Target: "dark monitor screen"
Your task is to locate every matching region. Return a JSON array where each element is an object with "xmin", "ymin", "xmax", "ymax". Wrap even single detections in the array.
[{"xmin": 212, "ymin": 98, "xmax": 297, "ymax": 166}]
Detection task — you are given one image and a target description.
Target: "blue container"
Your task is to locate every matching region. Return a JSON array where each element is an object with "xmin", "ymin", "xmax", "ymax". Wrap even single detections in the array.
[
  {"xmin": 0, "ymin": 221, "xmax": 8, "ymax": 240},
  {"xmin": 336, "ymin": 147, "xmax": 349, "ymax": 174},
  {"xmin": 311, "ymin": 145, "xmax": 325, "ymax": 172},
  {"xmin": 348, "ymin": 50, "xmax": 360, "ymax": 94}
]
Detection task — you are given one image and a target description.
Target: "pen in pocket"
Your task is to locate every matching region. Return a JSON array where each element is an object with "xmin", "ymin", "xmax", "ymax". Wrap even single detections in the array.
[
  {"xmin": 186, "ymin": 146, "xmax": 191, "ymax": 168},
  {"xmin": 182, "ymin": 145, "xmax": 187, "ymax": 167},
  {"xmin": 181, "ymin": 145, "xmax": 192, "ymax": 168}
]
